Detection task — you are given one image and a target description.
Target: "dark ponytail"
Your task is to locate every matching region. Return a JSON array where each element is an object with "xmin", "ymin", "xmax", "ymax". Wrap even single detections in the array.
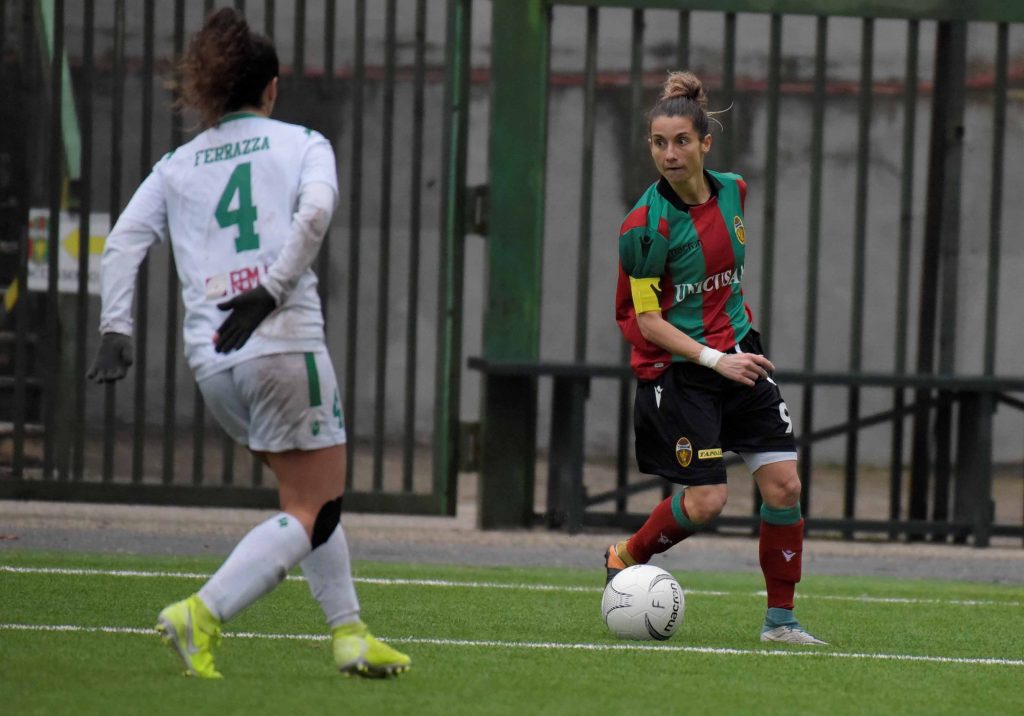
[{"xmin": 176, "ymin": 8, "xmax": 279, "ymax": 127}]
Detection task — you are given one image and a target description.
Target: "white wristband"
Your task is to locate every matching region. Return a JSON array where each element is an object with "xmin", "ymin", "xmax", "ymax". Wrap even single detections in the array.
[{"xmin": 698, "ymin": 346, "xmax": 725, "ymax": 369}]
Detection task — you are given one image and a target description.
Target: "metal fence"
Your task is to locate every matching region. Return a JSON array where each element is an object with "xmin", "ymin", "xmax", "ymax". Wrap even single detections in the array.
[
  {"xmin": 0, "ymin": 0, "xmax": 472, "ymax": 514},
  {"xmin": 472, "ymin": 0, "xmax": 1024, "ymax": 544},
  {"xmin": 2, "ymin": 0, "xmax": 1023, "ymax": 546}
]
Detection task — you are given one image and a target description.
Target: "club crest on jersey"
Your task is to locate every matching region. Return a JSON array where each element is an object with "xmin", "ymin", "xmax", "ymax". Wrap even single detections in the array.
[
  {"xmin": 733, "ymin": 215, "xmax": 745, "ymax": 244},
  {"xmin": 675, "ymin": 437, "xmax": 693, "ymax": 468}
]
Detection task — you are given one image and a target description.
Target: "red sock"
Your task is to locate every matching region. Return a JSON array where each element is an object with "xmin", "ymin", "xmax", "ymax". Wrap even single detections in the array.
[
  {"xmin": 626, "ymin": 493, "xmax": 696, "ymax": 564},
  {"xmin": 759, "ymin": 519, "xmax": 804, "ymax": 610}
]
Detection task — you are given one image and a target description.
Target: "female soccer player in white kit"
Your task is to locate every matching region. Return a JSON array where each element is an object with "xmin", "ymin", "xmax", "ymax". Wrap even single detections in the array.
[{"xmin": 88, "ymin": 8, "xmax": 410, "ymax": 679}]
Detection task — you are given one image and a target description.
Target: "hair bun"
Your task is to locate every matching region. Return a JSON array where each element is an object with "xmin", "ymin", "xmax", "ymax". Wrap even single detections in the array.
[{"xmin": 660, "ymin": 71, "xmax": 707, "ymax": 108}]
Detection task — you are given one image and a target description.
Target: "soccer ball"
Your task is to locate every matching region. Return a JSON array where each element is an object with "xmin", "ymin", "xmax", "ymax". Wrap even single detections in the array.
[{"xmin": 602, "ymin": 564, "xmax": 684, "ymax": 641}]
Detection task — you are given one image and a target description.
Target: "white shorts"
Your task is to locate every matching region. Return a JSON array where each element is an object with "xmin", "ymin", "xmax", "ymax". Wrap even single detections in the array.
[{"xmin": 198, "ymin": 349, "xmax": 347, "ymax": 453}]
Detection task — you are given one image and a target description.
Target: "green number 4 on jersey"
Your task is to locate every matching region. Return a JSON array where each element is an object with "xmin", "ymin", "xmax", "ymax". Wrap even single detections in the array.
[{"xmin": 216, "ymin": 162, "xmax": 260, "ymax": 252}]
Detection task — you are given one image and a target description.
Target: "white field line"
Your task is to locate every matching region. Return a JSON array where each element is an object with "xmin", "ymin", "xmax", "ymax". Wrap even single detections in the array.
[
  {"xmin": 1, "ymin": 622, "xmax": 1022, "ymax": 668},
  {"xmin": 1, "ymin": 565, "xmax": 1021, "ymax": 608}
]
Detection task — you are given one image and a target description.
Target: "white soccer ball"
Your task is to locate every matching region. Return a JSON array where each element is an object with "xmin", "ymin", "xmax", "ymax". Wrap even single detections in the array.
[{"xmin": 602, "ymin": 564, "xmax": 684, "ymax": 641}]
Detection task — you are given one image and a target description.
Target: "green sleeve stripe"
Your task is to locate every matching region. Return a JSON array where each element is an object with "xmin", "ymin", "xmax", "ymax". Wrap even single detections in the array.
[
  {"xmin": 760, "ymin": 502, "xmax": 802, "ymax": 525},
  {"xmin": 304, "ymin": 353, "xmax": 322, "ymax": 407}
]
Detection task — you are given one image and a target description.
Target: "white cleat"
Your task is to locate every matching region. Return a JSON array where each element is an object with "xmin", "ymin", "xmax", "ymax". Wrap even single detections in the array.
[{"xmin": 760, "ymin": 624, "xmax": 828, "ymax": 645}]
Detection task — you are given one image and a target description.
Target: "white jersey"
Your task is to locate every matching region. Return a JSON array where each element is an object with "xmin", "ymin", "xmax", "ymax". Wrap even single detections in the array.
[{"xmin": 99, "ymin": 113, "xmax": 338, "ymax": 380}]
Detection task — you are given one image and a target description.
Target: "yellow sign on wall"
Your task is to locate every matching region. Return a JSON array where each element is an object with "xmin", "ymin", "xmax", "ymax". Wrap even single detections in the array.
[{"xmin": 27, "ymin": 209, "xmax": 109, "ymax": 295}]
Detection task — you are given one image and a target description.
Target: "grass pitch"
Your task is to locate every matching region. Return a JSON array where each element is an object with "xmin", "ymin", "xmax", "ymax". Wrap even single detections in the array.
[{"xmin": 2, "ymin": 550, "xmax": 1022, "ymax": 715}]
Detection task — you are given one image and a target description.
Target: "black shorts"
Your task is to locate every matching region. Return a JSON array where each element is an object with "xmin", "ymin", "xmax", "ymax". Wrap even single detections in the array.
[{"xmin": 633, "ymin": 329, "xmax": 797, "ymax": 486}]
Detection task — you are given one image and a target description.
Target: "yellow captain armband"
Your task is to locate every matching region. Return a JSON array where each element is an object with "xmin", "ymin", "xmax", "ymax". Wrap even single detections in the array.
[{"xmin": 629, "ymin": 276, "xmax": 664, "ymax": 313}]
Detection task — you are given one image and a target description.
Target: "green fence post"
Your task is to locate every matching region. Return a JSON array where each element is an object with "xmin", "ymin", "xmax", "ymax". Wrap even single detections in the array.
[{"xmin": 477, "ymin": 0, "xmax": 550, "ymax": 529}]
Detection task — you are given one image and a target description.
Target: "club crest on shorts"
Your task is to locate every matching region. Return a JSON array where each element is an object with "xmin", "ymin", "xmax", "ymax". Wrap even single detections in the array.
[
  {"xmin": 675, "ymin": 437, "xmax": 693, "ymax": 468},
  {"xmin": 733, "ymin": 215, "xmax": 745, "ymax": 244}
]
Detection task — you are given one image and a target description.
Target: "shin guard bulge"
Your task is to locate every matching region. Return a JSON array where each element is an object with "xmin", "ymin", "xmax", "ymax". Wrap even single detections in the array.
[
  {"xmin": 198, "ymin": 512, "xmax": 311, "ymax": 622},
  {"xmin": 759, "ymin": 503, "xmax": 804, "ymax": 610},
  {"xmin": 626, "ymin": 491, "xmax": 700, "ymax": 564}
]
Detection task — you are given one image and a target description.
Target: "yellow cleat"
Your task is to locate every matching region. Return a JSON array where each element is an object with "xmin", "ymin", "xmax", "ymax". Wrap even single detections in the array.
[
  {"xmin": 155, "ymin": 594, "xmax": 224, "ymax": 679},
  {"xmin": 332, "ymin": 620, "xmax": 411, "ymax": 678}
]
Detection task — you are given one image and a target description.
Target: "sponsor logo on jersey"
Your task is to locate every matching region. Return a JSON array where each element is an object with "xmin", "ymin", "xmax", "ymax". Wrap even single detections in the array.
[
  {"xmin": 698, "ymin": 448, "xmax": 723, "ymax": 460},
  {"xmin": 668, "ymin": 239, "xmax": 702, "ymax": 261},
  {"xmin": 206, "ymin": 264, "xmax": 268, "ymax": 300},
  {"xmin": 194, "ymin": 136, "xmax": 271, "ymax": 166},
  {"xmin": 205, "ymin": 274, "xmax": 228, "ymax": 299},
  {"xmin": 675, "ymin": 437, "xmax": 693, "ymax": 468},
  {"xmin": 733, "ymin": 215, "xmax": 745, "ymax": 244},
  {"xmin": 230, "ymin": 266, "xmax": 261, "ymax": 293},
  {"xmin": 673, "ymin": 266, "xmax": 744, "ymax": 303}
]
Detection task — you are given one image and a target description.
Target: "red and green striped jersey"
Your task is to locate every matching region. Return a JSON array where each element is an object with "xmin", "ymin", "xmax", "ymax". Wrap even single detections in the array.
[{"xmin": 616, "ymin": 170, "xmax": 753, "ymax": 380}]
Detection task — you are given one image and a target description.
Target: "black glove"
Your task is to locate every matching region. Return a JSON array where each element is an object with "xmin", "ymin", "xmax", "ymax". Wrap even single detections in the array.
[
  {"xmin": 215, "ymin": 285, "xmax": 277, "ymax": 353},
  {"xmin": 87, "ymin": 332, "xmax": 134, "ymax": 383}
]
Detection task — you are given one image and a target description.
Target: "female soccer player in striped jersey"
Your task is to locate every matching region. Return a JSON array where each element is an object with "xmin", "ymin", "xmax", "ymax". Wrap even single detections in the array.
[
  {"xmin": 88, "ymin": 8, "xmax": 410, "ymax": 677},
  {"xmin": 606, "ymin": 71, "xmax": 826, "ymax": 645}
]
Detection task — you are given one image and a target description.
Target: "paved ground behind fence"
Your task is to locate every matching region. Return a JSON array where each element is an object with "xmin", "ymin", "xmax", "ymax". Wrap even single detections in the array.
[{"xmin": 2, "ymin": 498, "xmax": 1022, "ymax": 585}]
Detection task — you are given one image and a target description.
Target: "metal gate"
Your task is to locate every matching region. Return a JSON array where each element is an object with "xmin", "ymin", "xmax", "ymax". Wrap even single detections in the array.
[
  {"xmin": 471, "ymin": 1, "xmax": 1024, "ymax": 544},
  {"xmin": 0, "ymin": 0, "xmax": 476, "ymax": 515}
]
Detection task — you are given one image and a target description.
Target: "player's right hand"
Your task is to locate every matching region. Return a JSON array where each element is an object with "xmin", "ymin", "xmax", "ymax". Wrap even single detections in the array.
[
  {"xmin": 714, "ymin": 352, "xmax": 774, "ymax": 387},
  {"xmin": 87, "ymin": 332, "xmax": 134, "ymax": 383}
]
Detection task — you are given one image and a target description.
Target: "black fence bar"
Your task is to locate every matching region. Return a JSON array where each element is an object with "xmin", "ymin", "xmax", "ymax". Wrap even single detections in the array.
[
  {"xmin": 799, "ymin": 15, "xmax": 827, "ymax": 515},
  {"xmin": 402, "ymin": 0, "xmax": 428, "ymax": 492},
  {"xmin": 344, "ymin": 0, "xmax": 365, "ymax": 484},
  {"xmin": 843, "ymin": 17, "xmax": 873, "ymax": 536},
  {"xmin": 619, "ymin": 8, "xmax": 644, "ymax": 508},
  {"xmin": 249, "ymin": 0, "xmax": 266, "ymax": 487},
  {"xmin": 372, "ymin": 0, "xmax": 397, "ymax": 493},
  {"xmin": 676, "ymin": 10, "xmax": 689, "ymax": 69},
  {"xmin": 292, "ymin": 0, "xmax": 305, "ymax": 77},
  {"xmin": 719, "ymin": 12, "xmax": 736, "ymax": 171},
  {"xmin": 162, "ymin": 0, "xmax": 185, "ymax": 487},
  {"xmin": 11, "ymin": 0, "xmax": 31, "ymax": 480},
  {"xmin": 43, "ymin": 0, "xmax": 64, "ymax": 481},
  {"xmin": 221, "ymin": 433, "xmax": 234, "ymax": 485},
  {"xmin": 983, "ymin": 23, "xmax": 1007, "ymax": 377},
  {"xmin": 757, "ymin": 14, "xmax": 781, "ymax": 355},
  {"xmin": 132, "ymin": 0, "xmax": 155, "ymax": 486},
  {"xmin": 932, "ymin": 21, "xmax": 967, "ymax": 536},
  {"xmin": 316, "ymin": 0, "xmax": 335, "ymax": 314},
  {"xmin": 573, "ymin": 6, "xmax": 597, "ymax": 365},
  {"xmin": 910, "ymin": 21, "xmax": 954, "ymax": 527},
  {"xmin": 264, "ymin": 0, "xmax": 274, "ymax": 39},
  {"xmin": 432, "ymin": 0, "xmax": 470, "ymax": 515},
  {"xmin": 73, "ymin": 0, "xmax": 94, "ymax": 482},
  {"xmin": 104, "ymin": 0, "xmax": 124, "ymax": 484},
  {"xmin": 192, "ymin": 389, "xmax": 205, "ymax": 485},
  {"xmin": 889, "ymin": 18, "xmax": 918, "ymax": 539}
]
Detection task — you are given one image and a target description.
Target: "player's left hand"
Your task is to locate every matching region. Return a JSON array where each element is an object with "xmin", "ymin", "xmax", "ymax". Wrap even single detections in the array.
[
  {"xmin": 714, "ymin": 352, "xmax": 774, "ymax": 387},
  {"xmin": 87, "ymin": 332, "xmax": 134, "ymax": 383},
  {"xmin": 214, "ymin": 285, "xmax": 277, "ymax": 353}
]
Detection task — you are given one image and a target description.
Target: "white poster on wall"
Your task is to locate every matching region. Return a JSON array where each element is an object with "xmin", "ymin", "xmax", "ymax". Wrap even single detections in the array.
[{"xmin": 26, "ymin": 209, "xmax": 109, "ymax": 295}]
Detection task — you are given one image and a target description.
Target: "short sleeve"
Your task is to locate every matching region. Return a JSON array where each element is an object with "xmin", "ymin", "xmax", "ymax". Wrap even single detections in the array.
[{"xmin": 618, "ymin": 206, "xmax": 667, "ymax": 279}]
